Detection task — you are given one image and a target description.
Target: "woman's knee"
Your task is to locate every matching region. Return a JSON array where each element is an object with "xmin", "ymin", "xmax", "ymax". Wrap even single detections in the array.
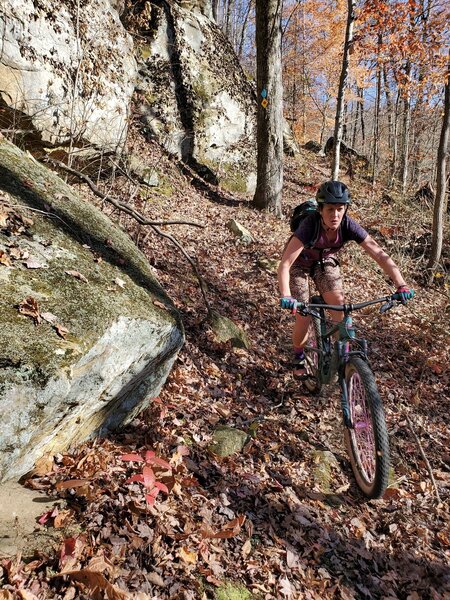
[{"xmin": 322, "ymin": 289, "xmax": 345, "ymax": 304}]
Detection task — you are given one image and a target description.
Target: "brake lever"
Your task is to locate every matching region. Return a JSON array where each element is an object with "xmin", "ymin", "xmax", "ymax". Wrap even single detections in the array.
[
  {"xmin": 296, "ymin": 302, "xmax": 309, "ymax": 316},
  {"xmin": 380, "ymin": 300, "xmax": 395, "ymax": 314}
]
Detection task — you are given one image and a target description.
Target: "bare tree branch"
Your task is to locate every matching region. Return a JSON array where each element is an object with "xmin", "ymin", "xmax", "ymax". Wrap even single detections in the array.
[
  {"xmin": 46, "ymin": 159, "xmax": 205, "ymax": 229},
  {"xmin": 46, "ymin": 158, "xmax": 212, "ymax": 314}
]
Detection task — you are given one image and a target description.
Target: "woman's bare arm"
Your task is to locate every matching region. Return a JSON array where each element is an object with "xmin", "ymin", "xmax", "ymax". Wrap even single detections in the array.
[
  {"xmin": 277, "ymin": 236, "xmax": 305, "ymax": 297},
  {"xmin": 360, "ymin": 235, "xmax": 407, "ymax": 288}
]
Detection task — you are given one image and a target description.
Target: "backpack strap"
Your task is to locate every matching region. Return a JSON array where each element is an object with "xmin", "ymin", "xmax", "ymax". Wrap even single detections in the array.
[{"xmin": 303, "ymin": 213, "xmax": 322, "ymax": 249}]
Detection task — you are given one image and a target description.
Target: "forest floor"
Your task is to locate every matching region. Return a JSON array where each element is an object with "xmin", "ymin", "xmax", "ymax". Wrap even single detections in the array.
[{"xmin": 1, "ymin": 131, "xmax": 449, "ymax": 600}]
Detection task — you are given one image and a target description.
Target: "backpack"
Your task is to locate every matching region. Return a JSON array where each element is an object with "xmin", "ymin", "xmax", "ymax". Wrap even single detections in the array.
[{"xmin": 289, "ymin": 199, "xmax": 321, "ymax": 248}]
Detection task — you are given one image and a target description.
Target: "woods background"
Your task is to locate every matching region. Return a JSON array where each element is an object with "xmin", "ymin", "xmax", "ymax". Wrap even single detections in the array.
[{"xmin": 214, "ymin": 0, "xmax": 448, "ymax": 193}]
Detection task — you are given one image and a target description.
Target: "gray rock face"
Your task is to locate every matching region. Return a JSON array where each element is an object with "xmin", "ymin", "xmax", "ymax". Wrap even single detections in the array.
[
  {"xmin": 0, "ymin": 137, "xmax": 184, "ymax": 481},
  {"xmin": 137, "ymin": 2, "xmax": 257, "ymax": 192},
  {"xmin": 1, "ymin": 0, "xmax": 258, "ymax": 190},
  {"xmin": 0, "ymin": 0, "xmax": 137, "ymax": 150}
]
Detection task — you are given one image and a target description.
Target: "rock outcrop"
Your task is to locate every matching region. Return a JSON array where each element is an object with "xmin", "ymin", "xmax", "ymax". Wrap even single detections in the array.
[
  {"xmin": 0, "ymin": 0, "xmax": 257, "ymax": 190},
  {"xmin": 0, "ymin": 136, "xmax": 184, "ymax": 481},
  {"xmin": 0, "ymin": 0, "xmax": 137, "ymax": 150},
  {"xmin": 136, "ymin": 1, "xmax": 257, "ymax": 192}
]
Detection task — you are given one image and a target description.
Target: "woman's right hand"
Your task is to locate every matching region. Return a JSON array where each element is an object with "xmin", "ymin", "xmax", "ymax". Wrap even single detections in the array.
[{"xmin": 280, "ymin": 296, "xmax": 298, "ymax": 314}]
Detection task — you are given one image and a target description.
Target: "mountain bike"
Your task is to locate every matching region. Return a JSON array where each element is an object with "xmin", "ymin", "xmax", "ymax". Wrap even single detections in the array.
[{"xmin": 295, "ymin": 292, "xmax": 406, "ymax": 499}]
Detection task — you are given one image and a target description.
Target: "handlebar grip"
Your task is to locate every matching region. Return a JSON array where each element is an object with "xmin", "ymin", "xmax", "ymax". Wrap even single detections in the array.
[{"xmin": 392, "ymin": 288, "xmax": 415, "ymax": 302}]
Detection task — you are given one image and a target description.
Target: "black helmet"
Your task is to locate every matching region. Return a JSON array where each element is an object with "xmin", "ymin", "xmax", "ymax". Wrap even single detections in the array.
[{"xmin": 316, "ymin": 180, "xmax": 351, "ymax": 205}]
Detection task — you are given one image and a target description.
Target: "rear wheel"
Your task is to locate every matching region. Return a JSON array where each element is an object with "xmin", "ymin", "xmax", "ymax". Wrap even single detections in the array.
[
  {"xmin": 303, "ymin": 296, "xmax": 323, "ymax": 394},
  {"xmin": 343, "ymin": 357, "xmax": 390, "ymax": 498}
]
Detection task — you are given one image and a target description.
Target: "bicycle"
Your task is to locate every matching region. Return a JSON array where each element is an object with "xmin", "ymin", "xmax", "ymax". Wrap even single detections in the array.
[{"xmin": 294, "ymin": 292, "xmax": 407, "ymax": 499}]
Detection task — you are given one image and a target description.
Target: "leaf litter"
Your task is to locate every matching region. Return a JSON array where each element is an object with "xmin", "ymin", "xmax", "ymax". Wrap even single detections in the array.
[{"xmin": 1, "ymin": 135, "xmax": 449, "ymax": 599}]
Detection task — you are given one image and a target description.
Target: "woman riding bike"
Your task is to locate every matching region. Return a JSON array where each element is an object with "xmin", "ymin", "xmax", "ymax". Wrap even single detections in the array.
[{"xmin": 277, "ymin": 180, "xmax": 414, "ymax": 380}]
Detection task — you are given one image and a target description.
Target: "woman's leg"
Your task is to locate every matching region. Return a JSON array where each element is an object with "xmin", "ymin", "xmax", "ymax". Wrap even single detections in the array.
[
  {"xmin": 289, "ymin": 265, "xmax": 310, "ymax": 377},
  {"xmin": 313, "ymin": 261, "xmax": 344, "ymax": 331},
  {"xmin": 293, "ymin": 314, "xmax": 310, "ymax": 349},
  {"xmin": 321, "ymin": 289, "xmax": 344, "ymax": 327}
]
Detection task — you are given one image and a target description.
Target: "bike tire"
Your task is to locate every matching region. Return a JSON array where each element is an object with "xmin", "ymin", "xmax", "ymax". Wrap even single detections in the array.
[
  {"xmin": 343, "ymin": 357, "xmax": 390, "ymax": 499},
  {"xmin": 303, "ymin": 295, "xmax": 323, "ymax": 394}
]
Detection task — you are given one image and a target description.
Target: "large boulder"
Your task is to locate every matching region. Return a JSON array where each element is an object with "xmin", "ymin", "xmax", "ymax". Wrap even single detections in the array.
[
  {"xmin": 136, "ymin": 1, "xmax": 257, "ymax": 193},
  {"xmin": 0, "ymin": 137, "xmax": 184, "ymax": 481},
  {"xmin": 0, "ymin": 0, "xmax": 137, "ymax": 150}
]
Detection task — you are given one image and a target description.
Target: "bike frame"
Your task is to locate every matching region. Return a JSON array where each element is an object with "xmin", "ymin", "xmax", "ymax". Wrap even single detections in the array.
[{"xmin": 303, "ymin": 295, "xmax": 396, "ymax": 428}]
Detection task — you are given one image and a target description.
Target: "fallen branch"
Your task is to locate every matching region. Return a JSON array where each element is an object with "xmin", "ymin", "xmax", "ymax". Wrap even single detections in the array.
[
  {"xmin": 108, "ymin": 156, "xmax": 167, "ymax": 191},
  {"xmin": 46, "ymin": 158, "xmax": 212, "ymax": 314},
  {"xmin": 405, "ymin": 415, "xmax": 442, "ymax": 503},
  {"xmin": 46, "ymin": 159, "xmax": 205, "ymax": 229}
]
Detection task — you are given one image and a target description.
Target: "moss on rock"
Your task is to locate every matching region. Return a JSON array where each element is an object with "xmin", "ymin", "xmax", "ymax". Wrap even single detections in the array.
[
  {"xmin": 0, "ymin": 137, "xmax": 184, "ymax": 480},
  {"xmin": 208, "ymin": 426, "xmax": 248, "ymax": 457},
  {"xmin": 208, "ymin": 310, "xmax": 250, "ymax": 349},
  {"xmin": 215, "ymin": 582, "xmax": 252, "ymax": 600}
]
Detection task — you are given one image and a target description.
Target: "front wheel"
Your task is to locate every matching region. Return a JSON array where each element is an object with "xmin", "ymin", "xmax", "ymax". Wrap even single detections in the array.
[{"xmin": 343, "ymin": 357, "xmax": 390, "ymax": 499}]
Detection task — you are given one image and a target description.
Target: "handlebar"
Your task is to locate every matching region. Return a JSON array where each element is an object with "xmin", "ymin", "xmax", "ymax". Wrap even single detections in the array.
[{"xmin": 294, "ymin": 293, "xmax": 407, "ymax": 317}]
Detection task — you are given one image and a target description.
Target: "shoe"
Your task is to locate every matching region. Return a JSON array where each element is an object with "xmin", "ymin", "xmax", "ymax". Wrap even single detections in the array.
[{"xmin": 292, "ymin": 352, "xmax": 309, "ymax": 381}]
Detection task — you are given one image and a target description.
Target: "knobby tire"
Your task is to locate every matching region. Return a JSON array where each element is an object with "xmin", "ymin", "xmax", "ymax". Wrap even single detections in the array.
[
  {"xmin": 304, "ymin": 295, "xmax": 323, "ymax": 395},
  {"xmin": 343, "ymin": 357, "xmax": 390, "ymax": 499}
]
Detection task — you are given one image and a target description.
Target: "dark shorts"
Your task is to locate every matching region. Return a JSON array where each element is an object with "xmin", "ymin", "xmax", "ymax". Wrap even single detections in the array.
[{"xmin": 290, "ymin": 259, "xmax": 343, "ymax": 302}]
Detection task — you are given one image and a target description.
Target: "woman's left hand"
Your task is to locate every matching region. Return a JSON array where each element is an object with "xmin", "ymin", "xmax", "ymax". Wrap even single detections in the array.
[{"xmin": 395, "ymin": 286, "xmax": 415, "ymax": 305}]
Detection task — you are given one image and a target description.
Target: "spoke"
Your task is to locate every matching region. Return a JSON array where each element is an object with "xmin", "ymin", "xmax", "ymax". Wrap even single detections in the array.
[{"xmin": 349, "ymin": 372, "xmax": 376, "ymax": 483}]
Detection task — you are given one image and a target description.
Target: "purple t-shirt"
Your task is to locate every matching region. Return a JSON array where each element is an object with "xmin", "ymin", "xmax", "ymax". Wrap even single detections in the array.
[{"xmin": 293, "ymin": 214, "xmax": 368, "ymax": 268}]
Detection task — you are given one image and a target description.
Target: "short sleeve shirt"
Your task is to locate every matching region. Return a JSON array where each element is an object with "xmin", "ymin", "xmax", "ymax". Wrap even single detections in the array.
[{"xmin": 293, "ymin": 214, "xmax": 369, "ymax": 268}]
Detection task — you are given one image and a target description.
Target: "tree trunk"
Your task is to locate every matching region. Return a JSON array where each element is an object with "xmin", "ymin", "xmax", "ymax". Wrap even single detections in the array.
[
  {"xmin": 301, "ymin": 5, "xmax": 307, "ymax": 143},
  {"xmin": 237, "ymin": 0, "xmax": 252, "ymax": 59},
  {"xmin": 359, "ymin": 86, "xmax": 366, "ymax": 152},
  {"xmin": 427, "ymin": 59, "xmax": 450, "ymax": 280},
  {"xmin": 383, "ymin": 66, "xmax": 394, "ymax": 160},
  {"xmin": 252, "ymin": 0, "xmax": 283, "ymax": 216},
  {"xmin": 320, "ymin": 109, "xmax": 327, "ymax": 147},
  {"xmin": 342, "ymin": 100, "xmax": 348, "ymax": 143},
  {"xmin": 352, "ymin": 86, "xmax": 364, "ymax": 150},
  {"xmin": 351, "ymin": 93, "xmax": 359, "ymax": 149},
  {"xmin": 400, "ymin": 60, "xmax": 412, "ymax": 194},
  {"xmin": 400, "ymin": 92, "xmax": 412, "ymax": 194},
  {"xmin": 371, "ymin": 34, "xmax": 382, "ymax": 184},
  {"xmin": 211, "ymin": 0, "xmax": 218, "ymax": 21},
  {"xmin": 331, "ymin": 0, "xmax": 356, "ymax": 181},
  {"xmin": 390, "ymin": 89, "xmax": 401, "ymax": 187},
  {"xmin": 225, "ymin": 0, "xmax": 234, "ymax": 42}
]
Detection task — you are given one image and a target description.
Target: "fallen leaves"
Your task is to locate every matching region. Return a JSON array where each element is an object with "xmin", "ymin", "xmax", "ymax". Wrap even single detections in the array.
[
  {"xmin": 2, "ymin": 139, "xmax": 449, "ymax": 600},
  {"xmin": 178, "ymin": 546, "xmax": 197, "ymax": 564},
  {"xmin": 65, "ymin": 269, "xmax": 88, "ymax": 283},
  {"xmin": 153, "ymin": 299, "xmax": 170, "ymax": 311},
  {"xmin": 0, "ymin": 205, "xmax": 33, "ymax": 235},
  {"xmin": 17, "ymin": 301, "xmax": 70, "ymax": 338},
  {"xmin": 55, "ymin": 478, "xmax": 91, "ymax": 491},
  {"xmin": 18, "ymin": 296, "xmax": 41, "ymax": 324},
  {"xmin": 54, "ymin": 323, "xmax": 69, "ymax": 339},
  {"xmin": 0, "ymin": 249, "xmax": 11, "ymax": 266},
  {"xmin": 56, "ymin": 570, "xmax": 130, "ymax": 600},
  {"xmin": 200, "ymin": 514, "xmax": 246, "ymax": 540}
]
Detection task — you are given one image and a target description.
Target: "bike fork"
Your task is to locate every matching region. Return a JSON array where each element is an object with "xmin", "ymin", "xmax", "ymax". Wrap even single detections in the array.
[
  {"xmin": 337, "ymin": 339, "xmax": 369, "ymax": 429},
  {"xmin": 339, "ymin": 370, "xmax": 353, "ymax": 429}
]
